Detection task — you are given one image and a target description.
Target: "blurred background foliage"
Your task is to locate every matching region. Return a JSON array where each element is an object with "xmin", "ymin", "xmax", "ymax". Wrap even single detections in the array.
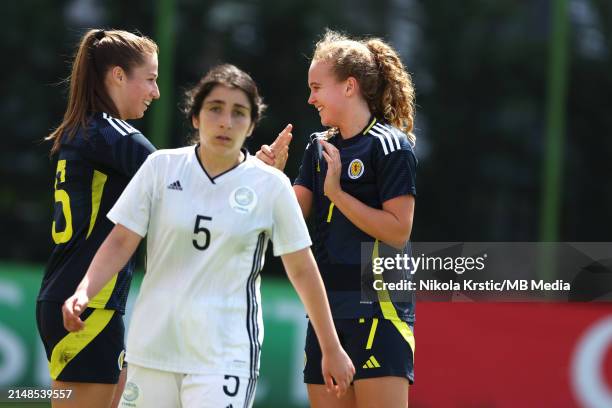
[{"xmin": 1, "ymin": 0, "xmax": 611, "ymax": 274}]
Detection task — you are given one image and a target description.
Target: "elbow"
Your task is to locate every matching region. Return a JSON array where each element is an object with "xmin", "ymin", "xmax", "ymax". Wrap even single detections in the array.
[{"xmin": 385, "ymin": 227, "xmax": 412, "ymax": 250}]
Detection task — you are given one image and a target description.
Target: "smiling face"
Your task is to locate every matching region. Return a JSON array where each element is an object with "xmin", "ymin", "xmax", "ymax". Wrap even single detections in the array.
[
  {"xmin": 112, "ymin": 52, "xmax": 160, "ymax": 120},
  {"xmin": 192, "ymin": 84, "xmax": 254, "ymax": 160},
  {"xmin": 307, "ymin": 59, "xmax": 348, "ymax": 128}
]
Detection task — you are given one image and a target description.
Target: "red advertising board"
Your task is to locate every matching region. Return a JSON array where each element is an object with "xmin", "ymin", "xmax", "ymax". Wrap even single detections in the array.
[{"xmin": 411, "ymin": 303, "xmax": 612, "ymax": 407}]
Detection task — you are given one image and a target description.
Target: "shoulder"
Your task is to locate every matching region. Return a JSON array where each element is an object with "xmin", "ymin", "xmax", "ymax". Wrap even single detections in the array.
[
  {"xmin": 365, "ymin": 121, "xmax": 414, "ymax": 156},
  {"xmin": 147, "ymin": 145, "xmax": 193, "ymax": 162},
  {"xmin": 94, "ymin": 112, "xmax": 144, "ymax": 142},
  {"xmin": 142, "ymin": 145, "xmax": 193, "ymax": 170},
  {"xmin": 246, "ymin": 154, "xmax": 292, "ymax": 188}
]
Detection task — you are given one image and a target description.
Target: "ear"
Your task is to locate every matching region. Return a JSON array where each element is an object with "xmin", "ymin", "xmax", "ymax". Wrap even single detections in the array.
[
  {"xmin": 192, "ymin": 114, "xmax": 199, "ymax": 129},
  {"xmin": 110, "ymin": 66, "xmax": 126, "ymax": 85},
  {"xmin": 345, "ymin": 77, "xmax": 358, "ymax": 97}
]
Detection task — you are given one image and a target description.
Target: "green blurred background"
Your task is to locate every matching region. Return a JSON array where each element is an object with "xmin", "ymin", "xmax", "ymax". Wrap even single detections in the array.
[{"xmin": 1, "ymin": 0, "xmax": 611, "ymax": 406}]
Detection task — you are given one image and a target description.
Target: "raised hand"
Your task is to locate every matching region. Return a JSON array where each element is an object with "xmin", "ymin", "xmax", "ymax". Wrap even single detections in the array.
[
  {"xmin": 255, "ymin": 124, "xmax": 293, "ymax": 171},
  {"xmin": 320, "ymin": 140, "xmax": 342, "ymax": 199}
]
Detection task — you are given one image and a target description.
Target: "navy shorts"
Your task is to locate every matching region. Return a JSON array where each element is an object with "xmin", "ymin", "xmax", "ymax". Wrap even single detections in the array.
[
  {"xmin": 304, "ymin": 317, "xmax": 414, "ymax": 384},
  {"xmin": 36, "ymin": 301, "xmax": 125, "ymax": 384}
]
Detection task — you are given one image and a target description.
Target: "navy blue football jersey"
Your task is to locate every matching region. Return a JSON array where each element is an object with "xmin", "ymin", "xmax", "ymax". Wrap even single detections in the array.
[
  {"xmin": 295, "ymin": 117, "xmax": 416, "ymax": 321},
  {"xmin": 38, "ymin": 112, "xmax": 155, "ymax": 312}
]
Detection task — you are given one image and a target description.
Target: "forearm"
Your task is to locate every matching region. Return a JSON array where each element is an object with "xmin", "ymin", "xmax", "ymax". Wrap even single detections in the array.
[
  {"xmin": 330, "ymin": 190, "xmax": 412, "ymax": 248},
  {"xmin": 76, "ymin": 225, "xmax": 141, "ymax": 299},
  {"xmin": 283, "ymin": 251, "xmax": 340, "ymax": 353}
]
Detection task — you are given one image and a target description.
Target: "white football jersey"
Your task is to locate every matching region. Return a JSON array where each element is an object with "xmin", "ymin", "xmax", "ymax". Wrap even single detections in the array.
[{"xmin": 107, "ymin": 146, "xmax": 311, "ymax": 378}]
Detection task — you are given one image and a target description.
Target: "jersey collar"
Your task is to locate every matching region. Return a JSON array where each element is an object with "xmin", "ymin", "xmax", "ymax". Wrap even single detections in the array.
[{"xmin": 194, "ymin": 144, "xmax": 249, "ymax": 185}]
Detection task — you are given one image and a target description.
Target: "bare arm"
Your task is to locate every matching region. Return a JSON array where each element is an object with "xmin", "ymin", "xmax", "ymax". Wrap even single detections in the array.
[
  {"xmin": 281, "ymin": 248, "xmax": 355, "ymax": 396},
  {"xmin": 293, "ymin": 185, "xmax": 313, "ymax": 219},
  {"xmin": 62, "ymin": 224, "xmax": 142, "ymax": 331},
  {"xmin": 321, "ymin": 140, "xmax": 414, "ymax": 248}
]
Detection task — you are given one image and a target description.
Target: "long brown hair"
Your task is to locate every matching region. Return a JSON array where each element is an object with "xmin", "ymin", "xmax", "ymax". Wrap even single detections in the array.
[
  {"xmin": 313, "ymin": 29, "xmax": 416, "ymax": 145},
  {"xmin": 47, "ymin": 29, "xmax": 158, "ymax": 155}
]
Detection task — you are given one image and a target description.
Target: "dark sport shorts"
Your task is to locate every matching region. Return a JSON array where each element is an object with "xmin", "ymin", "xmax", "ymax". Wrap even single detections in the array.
[
  {"xmin": 304, "ymin": 317, "xmax": 414, "ymax": 384},
  {"xmin": 36, "ymin": 301, "xmax": 125, "ymax": 384}
]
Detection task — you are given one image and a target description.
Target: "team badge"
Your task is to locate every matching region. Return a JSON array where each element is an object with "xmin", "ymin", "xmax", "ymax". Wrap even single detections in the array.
[
  {"xmin": 348, "ymin": 159, "xmax": 365, "ymax": 179},
  {"xmin": 122, "ymin": 382, "xmax": 139, "ymax": 402},
  {"xmin": 229, "ymin": 186, "xmax": 258, "ymax": 214}
]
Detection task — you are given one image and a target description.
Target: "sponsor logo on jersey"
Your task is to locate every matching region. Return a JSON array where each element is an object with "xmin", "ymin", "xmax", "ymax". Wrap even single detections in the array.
[
  {"xmin": 229, "ymin": 186, "xmax": 257, "ymax": 213},
  {"xmin": 348, "ymin": 159, "xmax": 365, "ymax": 179}
]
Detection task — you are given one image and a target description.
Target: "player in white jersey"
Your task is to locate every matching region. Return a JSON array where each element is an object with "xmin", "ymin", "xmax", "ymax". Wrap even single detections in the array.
[{"xmin": 62, "ymin": 64, "xmax": 355, "ymax": 408}]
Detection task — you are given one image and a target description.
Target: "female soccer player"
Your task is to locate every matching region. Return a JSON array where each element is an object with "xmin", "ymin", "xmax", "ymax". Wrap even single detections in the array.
[
  {"xmin": 260, "ymin": 30, "xmax": 417, "ymax": 407},
  {"xmin": 37, "ymin": 29, "xmax": 160, "ymax": 408},
  {"xmin": 62, "ymin": 64, "xmax": 355, "ymax": 408}
]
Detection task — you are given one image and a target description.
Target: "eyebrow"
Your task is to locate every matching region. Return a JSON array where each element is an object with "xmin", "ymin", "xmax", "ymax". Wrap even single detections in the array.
[{"xmin": 205, "ymin": 100, "xmax": 250, "ymax": 110}]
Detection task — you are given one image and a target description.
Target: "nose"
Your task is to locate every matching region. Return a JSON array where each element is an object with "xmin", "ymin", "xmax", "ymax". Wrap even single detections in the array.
[
  {"xmin": 219, "ymin": 111, "xmax": 232, "ymax": 129},
  {"xmin": 152, "ymin": 82, "xmax": 160, "ymax": 99},
  {"xmin": 308, "ymin": 91, "xmax": 315, "ymax": 106}
]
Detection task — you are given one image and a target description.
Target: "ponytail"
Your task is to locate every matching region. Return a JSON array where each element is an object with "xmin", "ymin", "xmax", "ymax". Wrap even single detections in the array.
[{"xmin": 366, "ymin": 39, "xmax": 416, "ymax": 145}]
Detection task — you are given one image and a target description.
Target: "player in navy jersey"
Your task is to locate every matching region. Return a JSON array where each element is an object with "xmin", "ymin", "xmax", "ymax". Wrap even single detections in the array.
[
  {"xmin": 62, "ymin": 64, "xmax": 354, "ymax": 408},
  {"xmin": 258, "ymin": 29, "xmax": 417, "ymax": 407},
  {"xmin": 37, "ymin": 29, "xmax": 159, "ymax": 408}
]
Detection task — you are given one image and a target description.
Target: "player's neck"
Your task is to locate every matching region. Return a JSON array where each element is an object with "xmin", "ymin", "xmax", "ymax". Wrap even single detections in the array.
[
  {"xmin": 197, "ymin": 145, "xmax": 244, "ymax": 178},
  {"xmin": 337, "ymin": 102, "xmax": 371, "ymax": 139}
]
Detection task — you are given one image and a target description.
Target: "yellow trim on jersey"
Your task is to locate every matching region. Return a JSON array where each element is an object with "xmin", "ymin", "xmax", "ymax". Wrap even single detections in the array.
[
  {"xmin": 49, "ymin": 309, "xmax": 114, "ymax": 379},
  {"xmin": 365, "ymin": 318, "xmax": 378, "ymax": 350},
  {"xmin": 88, "ymin": 275, "xmax": 118, "ymax": 308},
  {"xmin": 363, "ymin": 117, "xmax": 377, "ymax": 135},
  {"xmin": 86, "ymin": 170, "xmax": 108, "ymax": 239},
  {"xmin": 372, "ymin": 240, "xmax": 416, "ymax": 355},
  {"xmin": 326, "ymin": 203, "xmax": 335, "ymax": 223}
]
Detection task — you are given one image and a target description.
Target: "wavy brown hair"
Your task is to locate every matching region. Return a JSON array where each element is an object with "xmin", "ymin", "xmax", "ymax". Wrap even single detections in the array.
[
  {"xmin": 313, "ymin": 29, "xmax": 416, "ymax": 145},
  {"xmin": 47, "ymin": 29, "xmax": 158, "ymax": 155}
]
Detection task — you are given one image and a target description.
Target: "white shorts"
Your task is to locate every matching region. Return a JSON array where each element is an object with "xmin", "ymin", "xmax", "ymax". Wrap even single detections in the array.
[{"xmin": 120, "ymin": 364, "xmax": 257, "ymax": 408}]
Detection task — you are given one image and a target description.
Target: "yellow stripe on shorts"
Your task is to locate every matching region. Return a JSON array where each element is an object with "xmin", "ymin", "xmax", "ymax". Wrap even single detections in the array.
[
  {"xmin": 49, "ymin": 308, "xmax": 114, "ymax": 380},
  {"xmin": 372, "ymin": 240, "xmax": 416, "ymax": 355}
]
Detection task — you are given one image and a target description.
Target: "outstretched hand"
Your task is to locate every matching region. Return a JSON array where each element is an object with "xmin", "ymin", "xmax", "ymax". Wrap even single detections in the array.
[
  {"xmin": 62, "ymin": 291, "xmax": 90, "ymax": 332},
  {"xmin": 321, "ymin": 346, "xmax": 355, "ymax": 398},
  {"xmin": 256, "ymin": 124, "xmax": 293, "ymax": 171}
]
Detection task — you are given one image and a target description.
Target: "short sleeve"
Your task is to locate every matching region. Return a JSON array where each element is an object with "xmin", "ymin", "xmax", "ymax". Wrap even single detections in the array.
[
  {"xmin": 293, "ymin": 142, "xmax": 315, "ymax": 191},
  {"xmin": 271, "ymin": 176, "xmax": 312, "ymax": 256},
  {"xmin": 374, "ymin": 138, "xmax": 417, "ymax": 203},
  {"xmin": 107, "ymin": 155, "xmax": 156, "ymax": 237}
]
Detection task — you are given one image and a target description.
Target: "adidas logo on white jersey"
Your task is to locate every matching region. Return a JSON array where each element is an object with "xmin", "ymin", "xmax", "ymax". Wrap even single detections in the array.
[{"xmin": 167, "ymin": 180, "xmax": 183, "ymax": 191}]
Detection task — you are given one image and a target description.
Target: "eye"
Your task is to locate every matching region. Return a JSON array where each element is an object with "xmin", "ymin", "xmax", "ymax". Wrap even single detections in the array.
[
  {"xmin": 209, "ymin": 106, "xmax": 221, "ymax": 112},
  {"xmin": 233, "ymin": 109, "xmax": 246, "ymax": 117}
]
